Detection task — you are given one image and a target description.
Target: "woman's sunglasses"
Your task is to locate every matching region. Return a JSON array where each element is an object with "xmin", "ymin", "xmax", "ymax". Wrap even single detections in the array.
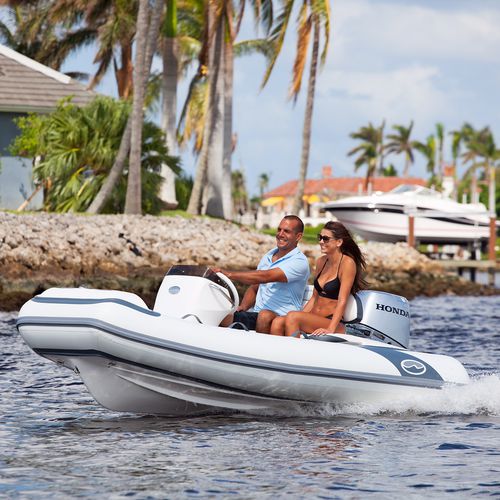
[{"xmin": 317, "ymin": 234, "xmax": 334, "ymax": 243}]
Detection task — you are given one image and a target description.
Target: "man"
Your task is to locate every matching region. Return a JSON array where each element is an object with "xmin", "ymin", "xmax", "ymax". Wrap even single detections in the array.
[{"xmin": 213, "ymin": 215, "xmax": 310, "ymax": 333}]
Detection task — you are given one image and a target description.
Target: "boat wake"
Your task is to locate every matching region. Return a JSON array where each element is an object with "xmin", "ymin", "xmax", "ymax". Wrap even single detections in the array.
[{"xmin": 255, "ymin": 373, "xmax": 500, "ymax": 418}]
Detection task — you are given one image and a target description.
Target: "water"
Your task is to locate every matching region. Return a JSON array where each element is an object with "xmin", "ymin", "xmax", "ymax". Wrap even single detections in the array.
[{"xmin": 1, "ymin": 296, "xmax": 500, "ymax": 498}]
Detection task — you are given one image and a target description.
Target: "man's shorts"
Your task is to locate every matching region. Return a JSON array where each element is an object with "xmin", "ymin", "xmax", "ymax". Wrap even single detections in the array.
[{"xmin": 231, "ymin": 311, "xmax": 258, "ymax": 331}]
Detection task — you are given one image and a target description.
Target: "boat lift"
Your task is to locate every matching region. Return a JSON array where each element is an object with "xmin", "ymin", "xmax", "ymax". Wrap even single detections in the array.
[{"xmin": 404, "ymin": 207, "xmax": 498, "ymax": 285}]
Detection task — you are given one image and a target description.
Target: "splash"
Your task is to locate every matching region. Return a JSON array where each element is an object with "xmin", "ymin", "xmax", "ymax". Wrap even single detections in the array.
[
  {"xmin": 250, "ymin": 374, "xmax": 500, "ymax": 419},
  {"xmin": 315, "ymin": 373, "xmax": 500, "ymax": 417}
]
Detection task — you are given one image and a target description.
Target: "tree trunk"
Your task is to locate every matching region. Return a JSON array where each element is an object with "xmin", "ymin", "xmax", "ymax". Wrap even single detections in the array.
[
  {"xmin": 292, "ymin": 19, "xmax": 319, "ymax": 216},
  {"xmin": 88, "ymin": 0, "xmax": 163, "ymax": 214},
  {"xmin": 403, "ymin": 154, "xmax": 410, "ymax": 177},
  {"xmin": 377, "ymin": 121, "xmax": 385, "ymax": 175},
  {"xmin": 438, "ymin": 140, "xmax": 444, "ymax": 181},
  {"xmin": 187, "ymin": 2, "xmax": 220, "ymax": 216},
  {"xmin": 115, "ymin": 42, "xmax": 134, "ymax": 99},
  {"xmin": 159, "ymin": 0, "xmax": 178, "ymax": 208},
  {"xmin": 471, "ymin": 166, "xmax": 478, "ymax": 204},
  {"xmin": 87, "ymin": 120, "xmax": 132, "ymax": 213},
  {"xmin": 202, "ymin": 14, "xmax": 225, "ymax": 218},
  {"xmin": 221, "ymin": 2, "xmax": 234, "ymax": 220},
  {"xmin": 124, "ymin": 0, "xmax": 149, "ymax": 214},
  {"xmin": 187, "ymin": 3, "xmax": 213, "ymax": 215}
]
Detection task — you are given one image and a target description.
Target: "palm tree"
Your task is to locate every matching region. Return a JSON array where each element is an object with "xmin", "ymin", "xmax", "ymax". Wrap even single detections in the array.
[
  {"xmin": 44, "ymin": 0, "xmax": 140, "ymax": 98},
  {"xmin": 187, "ymin": 0, "xmax": 274, "ymax": 218},
  {"xmin": 258, "ymin": 172, "xmax": 270, "ymax": 198},
  {"xmin": 377, "ymin": 119, "xmax": 386, "ymax": 175},
  {"xmin": 450, "ymin": 129, "xmax": 462, "ymax": 170},
  {"xmin": 384, "ymin": 121, "xmax": 415, "ymax": 177},
  {"xmin": 187, "ymin": 0, "xmax": 223, "ymax": 216},
  {"xmin": 124, "ymin": 0, "xmax": 151, "ymax": 214},
  {"xmin": 262, "ymin": 0, "xmax": 330, "ymax": 216},
  {"xmin": 348, "ymin": 123, "xmax": 383, "ymax": 190},
  {"xmin": 158, "ymin": 0, "xmax": 179, "ymax": 207},
  {"xmin": 232, "ymin": 169, "xmax": 248, "ymax": 216},
  {"xmin": 177, "ymin": 38, "xmax": 274, "ymax": 155},
  {"xmin": 0, "ymin": 2, "xmax": 93, "ymax": 79},
  {"xmin": 89, "ymin": 0, "xmax": 164, "ymax": 214},
  {"xmin": 10, "ymin": 96, "xmax": 178, "ymax": 213},
  {"xmin": 435, "ymin": 122, "xmax": 445, "ymax": 181},
  {"xmin": 413, "ymin": 135, "xmax": 437, "ymax": 181},
  {"xmin": 460, "ymin": 125, "xmax": 497, "ymax": 206}
]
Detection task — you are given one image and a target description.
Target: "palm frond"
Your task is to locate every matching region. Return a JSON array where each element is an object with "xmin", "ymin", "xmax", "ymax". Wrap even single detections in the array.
[
  {"xmin": 234, "ymin": 38, "xmax": 274, "ymax": 61},
  {"xmin": 261, "ymin": 0, "xmax": 295, "ymax": 88},
  {"xmin": 289, "ymin": 6, "xmax": 311, "ymax": 100}
]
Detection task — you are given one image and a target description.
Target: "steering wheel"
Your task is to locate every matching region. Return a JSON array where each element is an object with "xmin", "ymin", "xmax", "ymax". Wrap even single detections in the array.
[{"xmin": 215, "ymin": 272, "xmax": 240, "ymax": 312}]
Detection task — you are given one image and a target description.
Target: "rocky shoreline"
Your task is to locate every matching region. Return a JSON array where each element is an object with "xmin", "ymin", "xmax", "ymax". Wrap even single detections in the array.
[{"xmin": 0, "ymin": 211, "xmax": 497, "ymax": 311}]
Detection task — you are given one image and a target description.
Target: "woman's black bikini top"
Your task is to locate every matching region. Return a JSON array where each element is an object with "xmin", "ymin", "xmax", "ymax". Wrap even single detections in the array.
[{"xmin": 313, "ymin": 255, "xmax": 343, "ymax": 300}]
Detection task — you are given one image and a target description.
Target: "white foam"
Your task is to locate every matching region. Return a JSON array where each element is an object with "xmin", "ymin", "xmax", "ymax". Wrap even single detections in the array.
[
  {"xmin": 251, "ymin": 374, "xmax": 500, "ymax": 418},
  {"xmin": 311, "ymin": 374, "xmax": 500, "ymax": 417}
]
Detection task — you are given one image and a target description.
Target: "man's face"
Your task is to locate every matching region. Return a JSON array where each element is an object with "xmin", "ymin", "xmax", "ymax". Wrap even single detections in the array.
[{"xmin": 276, "ymin": 219, "xmax": 302, "ymax": 252}]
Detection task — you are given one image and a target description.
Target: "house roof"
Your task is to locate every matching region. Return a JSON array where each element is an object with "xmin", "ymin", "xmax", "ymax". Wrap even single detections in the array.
[
  {"xmin": 0, "ymin": 44, "xmax": 96, "ymax": 113},
  {"xmin": 264, "ymin": 176, "xmax": 427, "ymax": 198}
]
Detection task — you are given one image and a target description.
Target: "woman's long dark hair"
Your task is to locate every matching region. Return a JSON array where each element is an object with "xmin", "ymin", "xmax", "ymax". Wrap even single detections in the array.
[{"xmin": 323, "ymin": 221, "xmax": 367, "ymax": 293}]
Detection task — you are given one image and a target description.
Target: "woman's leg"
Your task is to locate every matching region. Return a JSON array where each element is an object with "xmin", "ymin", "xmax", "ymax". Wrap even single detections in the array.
[
  {"xmin": 269, "ymin": 316, "xmax": 286, "ymax": 336},
  {"xmin": 284, "ymin": 311, "xmax": 331, "ymax": 337}
]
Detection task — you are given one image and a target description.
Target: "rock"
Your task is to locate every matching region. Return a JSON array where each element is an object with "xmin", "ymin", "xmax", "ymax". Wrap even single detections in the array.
[{"xmin": 0, "ymin": 211, "xmax": 497, "ymax": 310}]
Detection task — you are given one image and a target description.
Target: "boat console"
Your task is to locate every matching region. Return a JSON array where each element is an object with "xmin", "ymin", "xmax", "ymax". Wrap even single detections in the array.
[{"xmin": 153, "ymin": 265, "xmax": 239, "ymax": 325}]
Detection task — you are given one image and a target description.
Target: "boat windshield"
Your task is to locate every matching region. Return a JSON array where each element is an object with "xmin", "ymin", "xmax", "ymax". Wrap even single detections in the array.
[
  {"xmin": 389, "ymin": 184, "xmax": 438, "ymax": 197},
  {"xmin": 166, "ymin": 265, "xmax": 232, "ymax": 295}
]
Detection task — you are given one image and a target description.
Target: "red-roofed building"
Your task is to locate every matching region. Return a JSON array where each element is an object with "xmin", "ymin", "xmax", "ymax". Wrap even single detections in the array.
[{"xmin": 257, "ymin": 166, "xmax": 426, "ymax": 228}]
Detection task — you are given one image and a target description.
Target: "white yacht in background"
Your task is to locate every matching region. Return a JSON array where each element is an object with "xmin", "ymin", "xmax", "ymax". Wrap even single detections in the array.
[{"xmin": 321, "ymin": 184, "xmax": 494, "ymax": 244}]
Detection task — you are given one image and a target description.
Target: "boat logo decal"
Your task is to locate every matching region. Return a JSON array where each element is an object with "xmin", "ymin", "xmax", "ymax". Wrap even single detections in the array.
[
  {"xmin": 400, "ymin": 359, "xmax": 426, "ymax": 376},
  {"xmin": 363, "ymin": 345, "xmax": 443, "ymax": 381},
  {"xmin": 375, "ymin": 303, "xmax": 409, "ymax": 317},
  {"xmin": 168, "ymin": 286, "xmax": 181, "ymax": 295}
]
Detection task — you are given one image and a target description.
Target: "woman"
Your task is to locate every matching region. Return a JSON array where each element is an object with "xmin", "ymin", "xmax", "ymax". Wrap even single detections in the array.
[{"xmin": 270, "ymin": 221, "xmax": 366, "ymax": 337}]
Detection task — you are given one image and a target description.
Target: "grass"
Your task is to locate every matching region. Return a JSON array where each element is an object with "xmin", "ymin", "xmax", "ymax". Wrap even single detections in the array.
[
  {"xmin": 262, "ymin": 224, "xmax": 324, "ymax": 245},
  {"xmin": 159, "ymin": 209, "xmax": 195, "ymax": 218}
]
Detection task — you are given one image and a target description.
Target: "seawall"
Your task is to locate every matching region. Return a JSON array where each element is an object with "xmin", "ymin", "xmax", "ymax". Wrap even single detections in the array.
[{"xmin": 0, "ymin": 211, "xmax": 497, "ymax": 311}]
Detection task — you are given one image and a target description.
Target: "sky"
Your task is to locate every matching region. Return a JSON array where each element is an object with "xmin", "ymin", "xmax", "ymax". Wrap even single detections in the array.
[{"xmin": 6, "ymin": 0, "xmax": 500, "ymax": 196}]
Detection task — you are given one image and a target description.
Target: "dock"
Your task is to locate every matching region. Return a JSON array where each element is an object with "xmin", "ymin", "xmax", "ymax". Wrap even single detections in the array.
[{"xmin": 438, "ymin": 259, "xmax": 499, "ymax": 285}]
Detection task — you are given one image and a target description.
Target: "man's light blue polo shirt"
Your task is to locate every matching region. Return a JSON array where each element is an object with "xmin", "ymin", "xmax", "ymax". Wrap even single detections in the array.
[{"xmin": 254, "ymin": 247, "xmax": 310, "ymax": 316}]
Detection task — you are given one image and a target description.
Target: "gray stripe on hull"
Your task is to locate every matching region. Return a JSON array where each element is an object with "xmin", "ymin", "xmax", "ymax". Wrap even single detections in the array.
[
  {"xmin": 18, "ymin": 315, "xmax": 446, "ymax": 389},
  {"xmin": 32, "ymin": 296, "xmax": 160, "ymax": 316},
  {"xmin": 326, "ymin": 205, "xmax": 490, "ymax": 227}
]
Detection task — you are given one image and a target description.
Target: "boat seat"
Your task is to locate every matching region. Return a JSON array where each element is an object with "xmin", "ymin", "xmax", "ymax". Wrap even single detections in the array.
[{"xmin": 301, "ymin": 285, "xmax": 314, "ymax": 308}]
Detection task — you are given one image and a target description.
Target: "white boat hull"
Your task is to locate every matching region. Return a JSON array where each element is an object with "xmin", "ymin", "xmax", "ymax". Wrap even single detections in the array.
[
  {"xmin": 328, "ymin": 208, "xmax": 490, "ymax": 243},
  {"xmin": 17, "ymin": 287, "xmax": 470, "ymax": 416},
  {"xmin": 321, "ymin": 185, "xmax": 494, "ymax": 244}
]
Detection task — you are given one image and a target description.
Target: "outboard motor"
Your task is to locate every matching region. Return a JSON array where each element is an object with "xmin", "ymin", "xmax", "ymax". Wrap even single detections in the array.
[
  {"xmin": 153, "ymin": 265, "xmax": 239, "ymax": 325},
  {"xmin": 343, "ymin": 290, "xmax": 410, "ymax": 348}
]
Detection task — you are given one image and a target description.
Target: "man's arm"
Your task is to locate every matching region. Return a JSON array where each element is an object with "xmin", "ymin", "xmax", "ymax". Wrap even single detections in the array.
[
  {"xmin": 213, "ymin": 267, "xmax": 287, "ymax": 285},
  {"xmin": 237, "ymin": 284, "xmax": 259, "ymax": 311}
]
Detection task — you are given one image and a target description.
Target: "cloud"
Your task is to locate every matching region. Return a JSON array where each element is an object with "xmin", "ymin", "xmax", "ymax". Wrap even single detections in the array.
[
  {"xmin": 319, "ymin": 64, "xmax": 451, "ymax": 125},
  {"xmin": 333, "ymin": 0, "xmax": 500, "ymax": 65}
]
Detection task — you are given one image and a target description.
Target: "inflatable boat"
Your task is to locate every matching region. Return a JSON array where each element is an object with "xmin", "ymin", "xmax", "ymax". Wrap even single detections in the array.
[{"xmin": 16, "ymin": 265, "xmax": 470, "ymax": 416}]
